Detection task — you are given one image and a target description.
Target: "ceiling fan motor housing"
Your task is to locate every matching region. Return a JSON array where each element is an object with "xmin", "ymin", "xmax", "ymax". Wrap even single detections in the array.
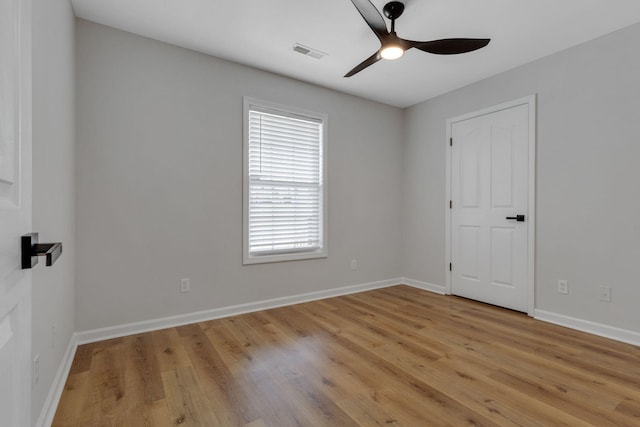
[{"xmin": 383, "ymin": 1, "xmax": 405, "ymax": 20}]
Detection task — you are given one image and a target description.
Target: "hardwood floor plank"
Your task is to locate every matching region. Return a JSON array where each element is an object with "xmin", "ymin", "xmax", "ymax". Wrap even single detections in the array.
[
  {"xmin": 68, "ymin": 343, "xmax": 96, "ymax": 376},
  {"xmin": 151, "ymin": 327, "xmax": 192, "ymax": 373},
  {"xmin": 260, "ymin": 320, "xmax": 391, "ymax": 405},
  {"xmin": 284, "ymin": 374, "xmax": 360, "ymax": 427},
  {"xmin": 336, "ymin": 394, "xmax": 405, "ymax": 427},
  {"xmin": 78, "ymin": 342, "xmax": 126, "ymax": 426},
  {"xmin": 201, "ymin": 317, "xmax": 328, "ymax": 427},
  {"xmin": 161, "ymin": 366, "xmax": 221, "ymax": 426},
  {"xmin": 51, "ymin": 371, "xmax": 91, "ymax": 426},
  {"xmin": 126, "ymin": 334, "xmax": 165, "ymax": 403},
  {"xmin": 443, "ymin": 303, "xmax": 640, "ymax": 383},
  {"xmin": 292, "ymin": 302, "xmax": 351, "ymax": 335},
  {"xmin": 420, "ymin": 306, "xmax": 640, "ymax": 407},
  {"xmin": 616, "ymin": 398, "xmax": 640, "ymax": 420},
  {"xmin": 179, "ymin": 322, "xmax": 266, "ymax": 425},
  {"xmin": 54, "ymin": 286, "xmax": 640, "ymax": 426},
  {"xmin": 289, "ymin": 309, "xmax": 498, "ymax": 426},
  {"xmin": 341, "ymin": 294, "xmax": 427, "ymax": 330},
  {"xmin": 197, "ymin": 317, "xmax": 320, "ymax": 427},
  {"xmin": 377, "ymin": 345, "xmax": 590, "ymax": 427},
  {"xmin": 489, "ymin": 369, "xmax": 636, "ymax": 426},
  {"xmin": 122, "ymin": 401, "xmax": 172, "ymax": 427}
]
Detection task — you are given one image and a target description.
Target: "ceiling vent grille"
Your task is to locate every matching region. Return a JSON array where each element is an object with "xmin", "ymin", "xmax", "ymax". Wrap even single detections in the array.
[{"xmin": 293, "ymin": 43, "xmax": 326, "ymax": 59}]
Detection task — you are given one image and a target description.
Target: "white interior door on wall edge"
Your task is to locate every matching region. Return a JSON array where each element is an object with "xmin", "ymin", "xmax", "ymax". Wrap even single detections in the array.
[
  {"xmin": 446, "ymin": 96, "xmax": 536, "ymax": 314},
  {"xmin": 0, "ymin": 0, "xmax": 33, "ymax": 425}
]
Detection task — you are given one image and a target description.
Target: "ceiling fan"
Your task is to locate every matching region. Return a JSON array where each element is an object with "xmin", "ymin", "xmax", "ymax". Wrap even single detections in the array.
[{"xmin": 345, "ymin": 0, "xmax": 490, "ymax": 77}]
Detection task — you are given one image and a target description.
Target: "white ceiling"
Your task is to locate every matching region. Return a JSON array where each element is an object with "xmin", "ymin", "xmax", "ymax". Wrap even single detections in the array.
[{"xmin": 71, "ymin": 0, "xmax": 640, "ymax": 108}]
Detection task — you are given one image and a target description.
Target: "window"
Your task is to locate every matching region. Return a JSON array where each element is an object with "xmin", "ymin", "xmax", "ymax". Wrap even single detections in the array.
[{"xmin": 243, "ymin": 97, "xmax": 327, "ymax": 264}]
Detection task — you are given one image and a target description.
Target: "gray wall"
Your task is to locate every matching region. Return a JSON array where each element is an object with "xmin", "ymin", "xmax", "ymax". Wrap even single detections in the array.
[
  {"xmin": 32, "ymin": 0, "xmax": 76, "ymax": 421},
  {"xmin": 75, "ymin": 20, "xmax": 404, "ymax": 331},
  {"xmin": 75, "ymin": 16, "xmax": 640, "ymax": 335},
  {"xmin": 403, "ymin": 23, "xmax": 640, "ymax": 332}
]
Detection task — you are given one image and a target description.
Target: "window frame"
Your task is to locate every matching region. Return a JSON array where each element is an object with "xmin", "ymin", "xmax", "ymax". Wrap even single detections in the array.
[{"xmin": 242, "ymin": 97, "xmax": 328, "ymax": 265}]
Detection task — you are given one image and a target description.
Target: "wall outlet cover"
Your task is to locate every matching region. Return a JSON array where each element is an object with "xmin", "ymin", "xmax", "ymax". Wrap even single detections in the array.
[
  {"xmin": 599, "ymin": 286, "xmax": 612, "ymax": 303},
  {"xmin": 558, "ymin": 280, "xmax": 568, "ymax": 295}
]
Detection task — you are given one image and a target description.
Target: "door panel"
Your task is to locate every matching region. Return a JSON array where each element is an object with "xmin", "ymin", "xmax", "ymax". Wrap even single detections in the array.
[
  {"xmin": 0, "ymin": 0, "xmax": 32, "ymax": 424},
  {"xmin": 460, "ymin": 129, "xmax": 480, "ymax": 208},
  {"xmin": 490, "ymin": 226, "xmax": 514, "ymax": 287},
  {"xmin": 451, "ymin": 103, "xmax": 530, "ymax": 312},
  {"xmin": 459, "ymin": 226, "xmax": 480, "ymax": 280},
  {"xmin": 490, "ymin": 126, "xmax": 514, "ymax": 208}
]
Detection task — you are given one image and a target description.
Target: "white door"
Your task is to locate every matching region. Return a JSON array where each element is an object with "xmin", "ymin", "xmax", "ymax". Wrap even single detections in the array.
[
  {"xmin": 0, "ymin": 0, "xmax": 33, "ymax": 425},
  {"xmin": 449, "ymin": 98, "xmax": 534, "ymax": 313}
]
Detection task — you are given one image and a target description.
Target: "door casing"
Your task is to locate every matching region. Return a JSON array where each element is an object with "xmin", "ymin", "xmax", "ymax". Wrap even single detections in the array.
[{"xmin": 445, "ymin": 95, "xmax": 536, "ymax": 316}]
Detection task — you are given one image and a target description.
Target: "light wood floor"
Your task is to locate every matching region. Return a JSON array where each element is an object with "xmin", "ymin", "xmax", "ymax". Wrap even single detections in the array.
[{"xmin": 53, "ymin": 285, "xmax": 640, "ymax": 426}]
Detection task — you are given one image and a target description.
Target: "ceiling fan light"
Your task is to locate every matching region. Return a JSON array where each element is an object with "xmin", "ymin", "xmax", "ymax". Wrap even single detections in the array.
[{"xmin": 380, "ymin": 45, "xmax": 404, "ymax": 60}]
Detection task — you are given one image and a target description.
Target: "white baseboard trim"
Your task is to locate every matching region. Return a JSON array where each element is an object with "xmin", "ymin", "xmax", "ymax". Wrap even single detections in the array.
[
  {"xmin": 75, "ymin": 278, "xmax": 403, "ymax": 345},
  {"xmin": 401, "ymin": 277, "xmax": 447, "ymax": 295},
  {"xmin": 38, "ymin": 276, "xmax": 447, "ymax": 426},
  {"xmin": 36, "ymin": 335, "xmax": 78, "ymax": 427},
  {"xmin": 44, "ymin": 279, "xmax": 640, "ymax": 426},
  {"xmin": 535, "ymin": 309, "xmax": 640, "ymax": 347}
]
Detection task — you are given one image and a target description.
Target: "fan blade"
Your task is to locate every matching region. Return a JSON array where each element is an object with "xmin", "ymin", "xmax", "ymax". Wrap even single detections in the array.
[
  {"xmin": 409, "ymin": 38, "xmax": 490, "ymax": 55},
  {"xmin": 344, "ymin": 51, "xmax": 382, "ymax": 77},
  {"xmin": 350, "ymin": 0, "xmax": 388, "ymax": 41}
]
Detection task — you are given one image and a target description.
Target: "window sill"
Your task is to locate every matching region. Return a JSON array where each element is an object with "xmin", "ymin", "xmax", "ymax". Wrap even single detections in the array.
[{"xmin": 243, "ymin": 250, "xmax": 327, "ymax": 265}]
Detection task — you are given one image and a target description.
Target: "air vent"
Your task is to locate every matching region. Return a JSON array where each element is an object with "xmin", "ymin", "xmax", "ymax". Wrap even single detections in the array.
[{"xmin": 293, "ymin": 43, "xmax": 327, "ymax": 60}]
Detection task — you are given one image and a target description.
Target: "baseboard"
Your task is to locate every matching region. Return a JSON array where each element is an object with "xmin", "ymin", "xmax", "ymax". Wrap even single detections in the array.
[
  {"xmin": 535, "ymin": 309, "xmax": 640, "ymax": 347},
  {"xmin": 401, "ymin": 281, "xmax": 640, "ymax": 347},
  {"xmin": 75, "ymin": 278, "xmax": 402, "ymax": 345},
  {"xmin": 38, "ymin": 276, "xmax": 443, "ymax": 425},
  {"xmin": 401, "ymin": 277, "xmax": 447, "ymax": 295},
  {"xmin": 36, "ymin": 335, "xmax": 78, "ymax": 427},
  {"xmin": 43, "ymin": 279, "xmax": 640, "ymax": 427}
]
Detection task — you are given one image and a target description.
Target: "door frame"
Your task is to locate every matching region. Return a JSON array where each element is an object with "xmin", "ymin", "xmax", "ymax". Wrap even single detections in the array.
[{"xmin": 445, "ymin": 95, "xmax": 536, "ymax": 316}]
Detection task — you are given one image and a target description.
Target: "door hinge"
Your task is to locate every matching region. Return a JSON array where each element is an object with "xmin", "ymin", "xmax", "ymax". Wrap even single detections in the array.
[
  {"xmin": 449, "ymin": 138, "xmax": 453, "ymax": 146},
  {"xmin": 449, "ymin": 262, "xmax": 452, "ymax": 271},
  {"xmin": 449, "ymin": 200, "xmax": 452, "ymax": 209}
]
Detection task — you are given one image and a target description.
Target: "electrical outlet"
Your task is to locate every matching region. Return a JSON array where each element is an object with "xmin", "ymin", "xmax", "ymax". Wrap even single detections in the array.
[
  {"xmin": 350, "ymin": 259, "xmax": 357, "ymax": 271},
  {"xmin": 558, "ymin": 280, "xmax": 568, "ymax": 295},
  {"xmin": 180, "ymin": 278, "xmax": 190, "ymax": 293},
  {"xmin": 599, "ymin": 286, "xmax": 612, "ymax": 303},
  {"xmin": 33, "ymin": 355, "xmax": 40, "ymax": 385},
  {"xmin": 51, "ymin": 322, "xmax": 56, "ymax": 350}
]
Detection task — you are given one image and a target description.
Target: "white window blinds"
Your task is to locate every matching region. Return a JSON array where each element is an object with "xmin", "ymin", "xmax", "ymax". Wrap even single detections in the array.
[{"xmin": 245, "ymin": 101, "xmax": 326, "ymax": 261}]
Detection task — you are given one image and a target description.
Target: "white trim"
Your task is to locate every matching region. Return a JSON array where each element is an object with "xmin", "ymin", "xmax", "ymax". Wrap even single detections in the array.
[
  {"xmin": 445, "ymin": 95, "xmax": 537, "ymax": 315},
  {"xmin": 38, "ymin": 279, "xmax": 640, "ymax": 427},
  {"xmin": 75, "ymin": 278, "xmax": 401, "ymax": 345},
  {"xmin": 401, "ymin": 277, "xmax": 447, "ymax": 295},
  {"xmin": 445, "ymin": 121, "xmax": 452, "ymax": 295},
  {"xmin": 242, "ymin": 96, "xmax": 329, "ymax": 265},
  {"xmin": 526, "ymin": 96, "xmax": 537, "ymax": 316},
  {"xmin": 535, "ymin": 309, "xmax": 640, "ymax": 347},
  {"xmin": 36, "ymin": 335, "xmax": 77, "ymax": 427}
]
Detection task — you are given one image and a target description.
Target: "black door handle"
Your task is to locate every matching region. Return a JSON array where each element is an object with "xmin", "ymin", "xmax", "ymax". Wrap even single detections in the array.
[
  {"xmin": 21, "ymin": 233, "xmax": 63, "ymax": 269},
  {"xmin": 506, "ymin": 215, "xmax": 525, "ymax": 222}
]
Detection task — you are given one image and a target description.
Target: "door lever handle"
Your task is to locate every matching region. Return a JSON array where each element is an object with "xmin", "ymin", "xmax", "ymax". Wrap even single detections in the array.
[
  {"xmin": 506, "ymin": 215, "xmax": 525, "ymax": 222},
  {"xmin": 21, "ymin": 232, "xmax": 63, "ymax": 269}
]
